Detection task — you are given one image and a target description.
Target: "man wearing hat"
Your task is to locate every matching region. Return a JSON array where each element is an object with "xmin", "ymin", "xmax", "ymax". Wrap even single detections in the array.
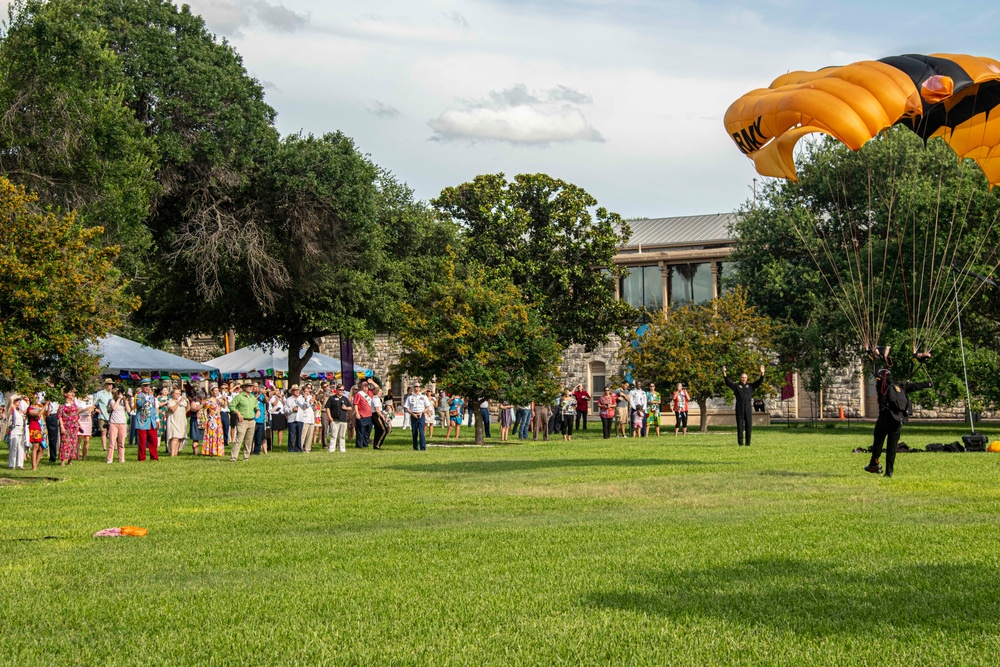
[
  {"xmin": 93, "ymin": 379, "xmax": 114, "ymax": 452},
  {"xmin": 135, "ymin": 379, "xmax": 160, "ymax": 461},
  {"xmin": 284, "ymin": 384, "xmax": 305, "ymax": 452},
  {"xmin": 229, "ymin": 381, "xmax": 260, "ymax": 461}
]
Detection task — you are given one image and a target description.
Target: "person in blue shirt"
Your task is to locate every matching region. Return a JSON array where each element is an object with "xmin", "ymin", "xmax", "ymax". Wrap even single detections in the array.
[
  {"xmin": 134, "ymin": 379, "xmax": 160, "ymax": 461},
  {"xmin": 447, "ymin": 395, "xmax": 465, "ymax": 439},
  {"xmin": 253, "ymin": 384, "xmax": 267, "ymax": 455}
]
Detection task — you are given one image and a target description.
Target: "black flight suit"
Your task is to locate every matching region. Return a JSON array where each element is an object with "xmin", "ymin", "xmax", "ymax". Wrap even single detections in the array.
[
  {"xmin": 870, "ymin": 376, "xmax": 932, "ymax": 477},
  {"xmin": 723, "ymin": 371, "xmax": 764, "ymax": 446}
]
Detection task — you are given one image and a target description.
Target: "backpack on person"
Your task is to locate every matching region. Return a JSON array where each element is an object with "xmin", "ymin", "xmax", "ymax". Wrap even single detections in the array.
[{"xmin": 884, "ymin": 381, "xmax": 909, "ymax": 420}]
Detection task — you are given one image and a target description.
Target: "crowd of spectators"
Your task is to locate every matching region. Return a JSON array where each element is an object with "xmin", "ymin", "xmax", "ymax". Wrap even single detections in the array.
[{"xmin": 3, "ymin": 376, "xmax": 698, "ymax": 468}]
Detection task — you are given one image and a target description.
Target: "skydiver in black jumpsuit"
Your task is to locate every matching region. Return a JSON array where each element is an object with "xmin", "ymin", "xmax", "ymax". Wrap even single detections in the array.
[
  {"xmin": 722, "ymin": 365, "xmax": 766, "ymax": 446},
  {"xmin": 865, "ymin": 368, "xmax": 933, "ymax": 478}
]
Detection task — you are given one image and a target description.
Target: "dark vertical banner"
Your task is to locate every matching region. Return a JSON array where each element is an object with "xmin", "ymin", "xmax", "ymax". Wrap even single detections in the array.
[
  {"xmin": 780, "ymin": 372, "xmax": 795, "ymax": 401},
  {"xmin": 340, "ymin": 335, "xmax": 355, "ymax": 390}
]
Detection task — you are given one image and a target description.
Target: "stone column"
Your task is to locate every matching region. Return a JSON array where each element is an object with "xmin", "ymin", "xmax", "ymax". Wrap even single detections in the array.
[
  {"xmin": 660, "ymin": 263, "xmax": 672, "ymax": 316},
  {"xmin": 659, "ymin": 261, "xmax": 669, "ymax": 314}
]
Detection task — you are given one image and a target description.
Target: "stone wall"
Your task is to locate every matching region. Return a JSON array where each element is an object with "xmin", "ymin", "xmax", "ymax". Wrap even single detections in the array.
[
  {"xmin": 822, "ymin": 361, "xmax": 865, "ymax": 419},
  {"xmin": 169, "ymin": 335, "xmax": 224, "ymax": 363},
  {"xmin": 559, "ymin": 336, "xmax": 624, "ymax": 390}
]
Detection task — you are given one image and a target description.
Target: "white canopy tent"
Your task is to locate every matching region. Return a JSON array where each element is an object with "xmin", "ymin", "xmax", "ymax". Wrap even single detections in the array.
[
  {"xmin": 92, "ymin": 335, "xmax": 218, "ymax": 380},
  {"xmin": 206, "ymin": 345, "xmax": 370, "ymax": 381}
]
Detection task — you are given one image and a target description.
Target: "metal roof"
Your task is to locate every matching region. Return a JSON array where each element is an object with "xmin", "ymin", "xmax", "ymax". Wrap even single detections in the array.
[{"xmin": 620, "ymin": 213, "xmax": 736, "ymax": 249}]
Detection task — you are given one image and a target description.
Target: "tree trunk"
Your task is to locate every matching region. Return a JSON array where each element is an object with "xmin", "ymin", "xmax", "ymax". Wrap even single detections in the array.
[
  {"xmin": 473, "ymin": 394, "xmax": 485, "ymax": 445},
  {"xmin": 286, "ymin": 338, "xmax": 318, "ymax": 386},
  {"xmin": 698, "ymin": 397, "xmax": 709, "ymax": 432}
]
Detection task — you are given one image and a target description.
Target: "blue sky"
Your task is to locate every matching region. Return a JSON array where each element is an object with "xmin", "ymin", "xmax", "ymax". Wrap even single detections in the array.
[{"xmin": 23, "ymin": 0, "xmax": 1000, "ymax": 218}]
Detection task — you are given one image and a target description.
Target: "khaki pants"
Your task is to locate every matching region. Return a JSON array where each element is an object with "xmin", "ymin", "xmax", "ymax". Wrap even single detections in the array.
[
  {"xmin": 231, "ymin": 419, "xmax": 254, "ymax": 461},
  {"xmin": 302, "ymin": 423, "xmax": 315, "ymax": 453},
  {"xmin": 533, "ymin": 406, "xmax": 550, "ymax": 440},
  {"xmin": 106, "ymin": 422, "xmax": 127, "ymax": 463},
  {"xmin": 328, "ymin": 421, "xmax": 347, "ymax": 452}
]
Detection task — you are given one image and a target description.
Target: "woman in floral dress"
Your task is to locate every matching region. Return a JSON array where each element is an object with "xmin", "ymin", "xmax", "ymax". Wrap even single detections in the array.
[
  {"xmin": 201, "ymin": 393, "xmax": 224, "ymax": 457},
  {"xmin": 156, "ymin": 386, "xmax": 170, "ymax": 443},
  {"xmin": 57, "ymin": 388, "xmax": 80, "ymax": 466}
]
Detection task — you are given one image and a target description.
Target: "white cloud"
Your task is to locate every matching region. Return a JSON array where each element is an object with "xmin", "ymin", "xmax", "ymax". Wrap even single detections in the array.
[
  {"xmin": 428, "ymin": 84, "xmax": 603, "ymax": 145},
  {"xmin": 188, "ymin": 0, "xmax": 309, "ymax": 35},
  {"xmin": 366, "ymin": 100, "xmax": 401, "ymax": 118}
]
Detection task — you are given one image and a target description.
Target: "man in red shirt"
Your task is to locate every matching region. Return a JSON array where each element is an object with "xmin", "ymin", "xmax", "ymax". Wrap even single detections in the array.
[
  {"xmin": 352, "ymin": 379, "xmax": 376, "ymax": 448},
  {"xmin": 572, "ymin": 384, "xmax": 591, "ymax": 431}
]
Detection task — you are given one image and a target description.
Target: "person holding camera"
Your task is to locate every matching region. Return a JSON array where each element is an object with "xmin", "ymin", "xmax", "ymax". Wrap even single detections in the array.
[{"xmin": 106, "ymin": 387, "xmax": 129, "ymax": 463}]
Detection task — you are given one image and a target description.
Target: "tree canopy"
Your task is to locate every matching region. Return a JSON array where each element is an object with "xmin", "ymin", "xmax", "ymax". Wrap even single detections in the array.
[
  {"xmin": 140, "ymin": 133, "xmax": 456, "ymax": 380},
  {"xmin": 0, "ymin": 177, "xmax": 136, "ymax": 393},
  {"xmin": 433, "ymin": 173, "xmax": 634, "ymax": 350},
  {"xmin": 393, "ymin": 259, "xmax": 563, "ymax": 444}
]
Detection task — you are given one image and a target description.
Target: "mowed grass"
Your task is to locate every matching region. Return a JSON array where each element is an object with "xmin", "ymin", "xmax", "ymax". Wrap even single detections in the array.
[{"xmin": 2, "ymin": 422, "xmax": 1000, "ymax": 666}]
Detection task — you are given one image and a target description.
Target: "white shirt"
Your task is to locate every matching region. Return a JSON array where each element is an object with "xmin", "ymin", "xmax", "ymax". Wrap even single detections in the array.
[
  {"xmin": 371, "ymin": 395, "xmax": 383, "ymax": 414},
  {"xmin": 404, "ymin": 393, "xmax": 430, "ymax": 415},
  {"xmin": 269, "ymin": 395, "xmax": 285, "ymax": 414},
  {"xmin": 12, "ymin": 399, "xmax": 28, "ymax": 427},
  {"xmin": 300, "ymin": 396, "xmax": 315, "ymax": 423},
  {"xmin": 480, "ymin": 400, "xmax": 489, "ymax": 409},
  {"xmin": 284, "ymin": 395, "xmax": 305, "ymax": 422},
  {"xmin": 629, "ymin": 388, "xmax": 648, "ymax": 409}
]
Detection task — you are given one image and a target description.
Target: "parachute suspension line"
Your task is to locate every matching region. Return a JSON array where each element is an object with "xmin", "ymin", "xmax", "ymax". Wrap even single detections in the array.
[
  {"xmin": 807, "ymin": 155, "xmax": 870, "ymax": 349},
  {"xmin": 914, "ymin": 166, "xmax": 947, "ymax": 356},
  {"xmin": 830, "ymin": 158, "xmax": 875, "ymax": 349},
  {"xmin": 874, "ymin": 141, "xmax": 903, "ymax": 350},
  {"xmin": 926, "ymin": 203, "xmax": 1000, "ymax": 352},
  {"xmin": 787, "ymin": 214, "xmax": 868, "ymax": 350},
  {"xmin": 922, "ymin": 160, "xmax": 980, "ymax": 352}
]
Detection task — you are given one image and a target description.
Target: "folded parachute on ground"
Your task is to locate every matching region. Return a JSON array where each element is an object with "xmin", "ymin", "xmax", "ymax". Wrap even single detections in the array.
[{"xmin": 725, "ymin": 53, "xmax": 1000, "ymax": 184}]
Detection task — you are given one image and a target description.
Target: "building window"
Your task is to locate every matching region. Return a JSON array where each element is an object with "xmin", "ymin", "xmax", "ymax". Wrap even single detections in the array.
[
  {"xmin": 620, "ymin": 265, "xmax": 662, "ymax": 319},
  {"xmin": 589, "ymin": 361, "xmax": 606, "ymax": 413},
  {"xmin": 671, "ymin": 263, "xmax": 713, "ymax": 307}
]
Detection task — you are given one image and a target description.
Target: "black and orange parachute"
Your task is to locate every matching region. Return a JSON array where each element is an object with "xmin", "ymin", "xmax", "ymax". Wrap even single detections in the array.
[{"xmin": 725, "ymin": 54, "xmax": 1000, "ymax": 184}]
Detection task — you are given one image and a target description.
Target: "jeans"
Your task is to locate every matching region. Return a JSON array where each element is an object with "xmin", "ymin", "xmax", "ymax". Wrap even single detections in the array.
[
  {"xmin": 356, "ymin": 416, "xmax": 372, "ymax": 448},
  {"xmin": 253, "ymin": 422, "xmax": 265, "ymax": 454},
  {"xmin": 515, "ymin": 408, "xmax": 532, "ymax": 439},
  {"xmin": 287, "ymin": 420, "xmax": 303, "ymax": 452},
  {"xmin": 220, "ymin": 411, "xmax": 230, "ymax": 452},
  {"xmin": 46, "ymin": 414, "xmax": 60, "ymax": 462},
  {"xmin": 601, "ymin": 416, "xmax": 613, "ymax": 439},
  {"xmin": 575, "ymin": 409, "xmax": 588, "ymax": 430},
  {"xmin": 480, "ymin": 408, "xmax": 491, "ymax": 438},
  {"xmin": 411, "ymin": 415, "xmax": 426, "ymax": 450}
]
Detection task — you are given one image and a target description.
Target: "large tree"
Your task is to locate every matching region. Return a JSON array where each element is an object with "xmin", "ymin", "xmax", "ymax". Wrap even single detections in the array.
[
  {"xmin": 0, "ymin": 0, "xmax": 280, "ymax": 315},
  {"xmin": 618, "ymin": 288, "xmax": 780, "ymax": 431},
  {"xmin": 0, "ymin": 178, "xmax": 136, "ymax": 393},
  {"xmin": 729, "ymin": 129, "xmax": 1000, "ymax": 410},
  {"xmin": 433, "ymin": 173, "xmax": 634, "ymax": 350},
  {"xmin": 142, "ymin": 133, "xmax": 456, "ymax": 380},
  {"xmin": 393, "ymin": 260, "xmax": 563, "ymax": 444},
  {"xmin": 0, "ymin": 0, "xmax": 159, "ymax": 277}
]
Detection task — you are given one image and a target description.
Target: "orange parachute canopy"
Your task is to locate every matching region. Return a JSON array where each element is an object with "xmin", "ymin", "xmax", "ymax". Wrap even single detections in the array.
[{"xmin": 725, "ymin": 54, "xmax": 1000, "ymax": 184}]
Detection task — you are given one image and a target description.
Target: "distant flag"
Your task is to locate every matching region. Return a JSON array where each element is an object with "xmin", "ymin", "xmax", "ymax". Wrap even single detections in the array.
[
  {"xmin": 781, "ymin": 373, "xmax": 795, "ymax": 401},
  {"xmin": 340, "ymin": 336, "xmax": 355, "ymax": 391}
]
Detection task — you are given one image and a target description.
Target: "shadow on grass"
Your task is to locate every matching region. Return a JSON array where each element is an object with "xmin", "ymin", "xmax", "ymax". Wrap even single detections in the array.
[
  {"xmin": 386, "ymin": 458, "xmax": 727, "ymax": 474},
  {"xmin": 585, "ymin": 557, "xmax": 1000, "ymax": 635}
]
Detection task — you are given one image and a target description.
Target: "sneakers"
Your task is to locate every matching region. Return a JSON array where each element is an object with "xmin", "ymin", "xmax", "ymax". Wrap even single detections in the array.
[{"xmin": 864, "ymin": 462, "xmax": 883, "ymax": 474}]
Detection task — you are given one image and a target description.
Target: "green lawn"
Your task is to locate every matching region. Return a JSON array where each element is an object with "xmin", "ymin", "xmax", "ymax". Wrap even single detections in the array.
[{"xmin": 2, "ymin": 423, "xmax": 999, "ymax": 666}]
